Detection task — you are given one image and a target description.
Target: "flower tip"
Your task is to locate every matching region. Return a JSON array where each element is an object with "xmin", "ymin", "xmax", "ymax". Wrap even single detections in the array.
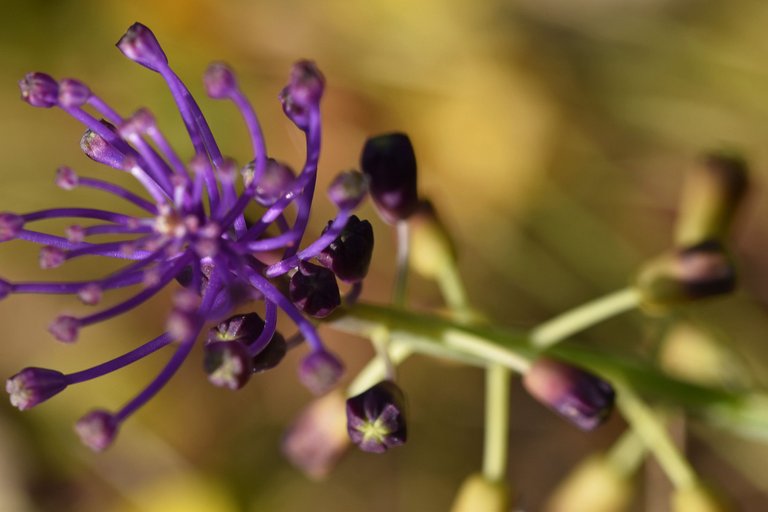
[
  {"xmin": 80, "ymin": 122, "xmax": 131, "ymax": 170},
  {"xmin": 327, "ymin": 170, "xmax": 369, "ymax": 210},
  {"xmin": 75, "ymin": 409, "xmax": 118, "ymax": 452},
  {"xmin": 6, "ymin": 367, "xmax": 67, "ymax": 410},
  {"xmin": 49, "ymin": 315, "xmax": 80, "ymax": 343},
  {"xmin": 203, "ymin": 341, "xmax": 254, "ymax": 390},
  {"xmin": 116, "ymin": 22, "xmax": 168, "ymax": 72},
  {"xmin": 298, "ymin": 350, "xmax": 344, "ymax": 395},
  {"xmin": 346, "ymin": 380, "xmax": 407, "ymax": 453},
  {"xmin": 0, "ymin": 213, "xmax": 24, "ymax": 242},
  {"xmin": 19, "ymin": 72, "xmax": 59, "ymax": 108},
  {"xmin": 58, "ymin": 78, "xmax": 91, "ymax": 108},
  {"xmin": 203, "ymin": 62, "xmax": 237, "ymax": 99},
  {"xmin": 523, "ymin": 358, "xmax": 615, "ymax": 431}
]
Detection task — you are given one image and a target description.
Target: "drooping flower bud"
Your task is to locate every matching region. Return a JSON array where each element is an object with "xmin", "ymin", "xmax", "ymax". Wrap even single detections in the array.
[
  {"xmin": 289, "ymin": 262, "xmax": 341, "ymax": 318},
  {"xmin": 346, "ymin": 380, "xmax": 407, "ymax": 453},
  {"xmin": 523, "ymin": 358, "xmax": 615, "ymax": 431},
  {"xmin": 360, "ymin": 132, "xmax": 419, "ymax": 224},
  {"xmin": 19, "ymin": 72, "xmax": 59, "ymax": 108},
  {"xmin": 408, "ymin": 199, "xmax": 457, "ymax": 280},
  {"xmin": 327, "ymin": 170, "xmax": 369, "ymax": 210},
  {"xmin": 80, "ymin": 122, "xmax": 131, "ymax": 170},
  {"xmin": 279, "ymin": 60, "xmax": 325, "ymax": 130},
  {"xmin": 298, "ymin": 350, "xmax": 344, "ymax": 395},
  {"xmin": 208, "ymin": 312, "xmax": 265, "ymax": 343},
  {"xmin": 242, "ymin": 158, "xmax": 296, "ymax": 206},
  {"xmin": 78, "ymin": 283, "xmax": 103, "ymax": 305},
  {"xmin": 203, "ymin": 341, "xmax": 254, "ymax": 390},
  {"xmin": 545, "ymin": 455, "xmax": 633, "ymax": 512},
  {"xmin": 203, "ymin": 62, "xmax": 237, "ymax": 99},
  {"xmin": 55, "ymin": 166, "xmax": 79, "ymax": 190},
  {"xmin": 282, "ymin": 391, "xmax": 350, "ymax": 479},
  {"xmin": 316, "ymin": 215, "xmax": 374, "ymax": 283},
  {"xmin": 6, "ymin": 367, "xmax": 68, "ymax": 410},
  {"xmin": 39, "ymin": 246, "xmax": 66, "ymax": 269},
  {"xmin": 450, "ymin": 473, "xmax": 510, "ymax": 512},
  {"xmin": 48, "ymin": 315, "xmax": 80, "ymax": 343},
  {"xmin": 252, "ymin": 331, "xmax": 287, "ymax": 373},
  {"xmin": 116, "ymin": 22, "xmax": 168, "ymax": 72},
  {"xmin": 672, "ymin": 483, "xmax": 732, "ymax": 512},
  {"xmin": 635, "ymin": 240, "xmax": 735, "ymax": 312},
  {"xmin": 75, "ymin": 409, "xmax": 118, "ymax": 452},
  {"xmin": 57, "ymin": 78, "xmax": 91, "ymax": 108},
  {"xmin": 0, "ymin": 213, "xmax": 24, "ymax": 241},
  {"xmin": 675, "ymin": 152, "xmax": 748, "ymax": 246}
]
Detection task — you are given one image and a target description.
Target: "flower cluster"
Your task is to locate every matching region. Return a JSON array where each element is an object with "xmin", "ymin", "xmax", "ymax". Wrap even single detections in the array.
[{"xmin": 4, "ymin": 22, "xmax": 374, "ymax": 451}]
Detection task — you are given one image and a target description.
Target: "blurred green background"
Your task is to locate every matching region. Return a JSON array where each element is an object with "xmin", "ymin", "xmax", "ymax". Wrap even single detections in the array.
[{"xmin": 2, "ymin": 0, "xmax": 768, "ymax": 510}]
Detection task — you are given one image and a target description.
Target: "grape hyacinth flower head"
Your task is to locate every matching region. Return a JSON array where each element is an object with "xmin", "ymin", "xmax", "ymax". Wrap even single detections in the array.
[
  {"xmin": 523, "ymin": 358, "xmax": 615, "ymax": 431},
  {"xmin": 3, "ymin": 22, "xmax": 372, "ymax": 451},
  {"xmin": 346, "ymin": 380, "xmax": 408, "ymax": 453}
]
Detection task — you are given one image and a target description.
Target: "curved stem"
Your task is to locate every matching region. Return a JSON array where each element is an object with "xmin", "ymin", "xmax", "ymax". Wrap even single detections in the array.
[
  {"xmin": 529, "ymin": 287, "xmax": 640, "ymax": 349},
  {"xmin": 483, "ymin": 364, "xmax": 511, "ymax": 483}
]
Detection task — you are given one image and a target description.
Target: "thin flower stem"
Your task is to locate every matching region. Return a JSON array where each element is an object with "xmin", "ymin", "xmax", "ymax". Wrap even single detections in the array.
[
  {"xmin": 393, "ymin": 220, "xmax": 410, "ymax": 307},
  {"xmin": 529, "ymin": 287, "xmax": 641, "ymax": 349},
  {"xmin": 483, "ymin": 364, "xmax": 511, "ymax": 483},
  {"xmin": 615, "ymin": 383, "xmax": 697, "ymax": 489},
  {"xmin": 347, "ymin": 342, "xmax": 412, "ymax": 397},
  {"xmin": 606, "ymin": 429, "xmax": 646, "ymax": 477}
]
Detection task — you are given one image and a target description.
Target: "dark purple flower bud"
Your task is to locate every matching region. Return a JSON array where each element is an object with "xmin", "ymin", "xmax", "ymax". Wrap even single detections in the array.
[
  {"xmin": 208, "ymin": 312, "xmax": 265, "ymax": 343},
  {"xmin": 289, "ymin": 262, "xmax": 341, "ymax": 318},
  {"xmin": 116, "ymin": 22, "xmax": 168, "ymax": 72},
  {"xmin": 19, "ymin": 72, "xmax": 59, "ymax": 108},
  {"xmin": 252, "ymin": 331, "xmax": 287, "ymax": 373},
  {"xmin": 327, "ymin": 170, "xmax": 369, "ymax": 210},
  {"xmin": 316, "ymin": 215, "xmax": 374, "ymax": 283},
  {"xmin": 523, "ymin": 358, "xmax": 615, "ymax": 431},
  {"xmin": 49, "ymin": 315, "xmax": 80, "ymax": 343},
  {"xmin": 346, "ymin": 380, "xmax": 407, "ymax": 453},
  {"xmin": 57, "ymin": 78, "xmax": 91, "ymax": 108},
  {"xmin": 203, "ymin": 341, "xmax": 254, "ymax": 390},
  {"xmin": 636, "ymin": 240, "xmax": 736, "ymax": 311},
  {"xmin": 39, "ymin": 246, "xmax": 66, "ymax": 269},
  {"xmin": 298, "ymin": 350, "xmax": 344, "ymax": 395},
  {"xmin": 203, "ymin": 62, "xmax": 237, "ymax": 99},
  {"xmin": 75, "ymin": 409, "xmax": 118, "ymax": 452},
  {"xmin": 282, "ymin": 391, "xmax": 350, "ymax": 479},
  {"xmin": 360, "ymin": 133, "xmax": 419, "ymax": 223},
  {"xmin": 0, "ymin": 213, "xmax": 24, "ymax": 241},
  {"xmin": 55, "ymin": 166, "xmax": 79, "ymax": 190},
  {"xmin": 80, "ymin": 122, "xmax": 131, "ymax": 170},
  {"xmin": 6, "ymin": 367, "xmax": 68, "ymax": 410},
  {"xmin": 242, "ymin": 158, "xmax": 296, "ymax": 206}
]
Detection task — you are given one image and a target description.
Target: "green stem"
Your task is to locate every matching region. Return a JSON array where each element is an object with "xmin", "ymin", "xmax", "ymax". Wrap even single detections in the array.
[
  {"xmin": 606, "ymin": 429, "xmax": 646, "ymax": 477},
  {"xmin": 393, "ymin": 221, "xmax": 410, "ymax": 307},
  {"xmin": 483, "ymin": 364, "xmax": 511, "ymax": 482},
  {"xmin": 347, "ymin": 342, "xmax": 413, "ymax": 397},
  {"xmin": 529, "ymin": 287, "xmax": 640, "ymax": 349},
  {"xmin": 437, "ymin": 264, "xmax": 474, "ymax": 323},
  {"xmin": 616, "ymin": 383, "xmax": 697, "ymax": 489}
]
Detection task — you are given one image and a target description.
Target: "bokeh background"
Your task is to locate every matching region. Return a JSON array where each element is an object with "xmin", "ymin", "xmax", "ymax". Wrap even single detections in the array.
[{"xmin": 2, "ymin": 0, "xmax": 768, "ymax": 510}]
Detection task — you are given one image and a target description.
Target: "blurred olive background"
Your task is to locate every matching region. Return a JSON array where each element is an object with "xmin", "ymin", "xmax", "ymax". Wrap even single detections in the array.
[{"xmin": 2, "ymin": 0, "xmax": 768, "ymax": 510}]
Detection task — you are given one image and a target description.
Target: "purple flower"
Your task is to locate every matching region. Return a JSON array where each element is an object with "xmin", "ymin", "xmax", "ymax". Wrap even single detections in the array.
[
  {"xmin": 346, "ymin": 380, "xmax": 408, "ymax": 453},
  {"xmin": 3, "ymin": 22, "xmax": 372, "ymax": 450}
]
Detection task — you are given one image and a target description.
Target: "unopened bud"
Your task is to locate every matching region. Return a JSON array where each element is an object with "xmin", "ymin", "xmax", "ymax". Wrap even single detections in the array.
[
  {"xmin": 346, "ymin": 380, "xmax": 407, "ymax": 453},
  {"xmin": 6, "ymin": 367, "xmax": 68, "ymax": 410},
  {"xmin": 19, "ymin": 72, "xmax": 58, "ymax": 108},
  {"xmin": 0, "ymin": 213, "xmax": 24, "ymax": 241},
  {"xmin": 49, "ymin": 315, "xmax": 80, "ymax": 343},
  {"xmin": 203, "ymin": 341, "xmax": 253, "ymax": 390},
  {"xmin": 450, "ymin": 473, "xmax": 510, "ymax": 512},
  {"xmin": 58, "ymin": 78, "xmax": 91, "ymax": 107},
  {"xmin": 675, "ymin": 152, "xmax": 748, "ymax": 246},
  {"xmin": 80, "ymin": 122, "xmax": 131, "ymax": 170},
  {"xmin": 298, "ymin": 350, "xmax": 344, "ymax": 395},
  {"xmin": 243, "ymin": 158, "xmax": 295, "ymax": 205},
  {"xmin": 116, "ymin": 22, "xmax": 168, "ymax": 72},
  {"xmin": 39, "ymin": 246, "xmax": 66, "ymax": 269},
  {"xmin": 327, "ymin": 170, "xmax": 368, "ymax": 210},
  {"xmin": 360, "ymin": 132, "xmax": 419, "ymax": 223},
  {"xmin": 289, "ymin": 262, "xmax": 341, "ymax": 318},
  {"xmin": 75, "ymin": 409, "xmax": 118, "ymax": 452},
  {"xmin": 316, "ymin": 215, "xmax": 374, "ymax": 283},
  {"xmin": 203, "ymin": 62, "xmax": 237, "ymax": 99}
]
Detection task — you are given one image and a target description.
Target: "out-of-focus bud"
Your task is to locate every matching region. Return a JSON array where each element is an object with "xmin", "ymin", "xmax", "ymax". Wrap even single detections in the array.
[
  {"xmin": 672, "ymin": 483, "xmax": 732, "ymax": 512},
  {"xmin": 203, "ymin": 341, "xmax": 253, "ymax": 390},
  {"xmin": 298, "ymin": 350, "xmax": 344, "ymax": 395},
  {"xmin": 450, "ymin": 473, "xmax": 510, "ymax": 512},
  {"xmin": 360, "ymin": 132, "xmax": 419, "ymax": 224},
  {"xmin": 408, "ymin": 200, "xmax": 457, "ymax": 280},
  {"xmin": 659, "ymin": 323, "xmax": 749, "ymax": 388},
  {"xmin": 252, "ymin": 331, "xmax": 287, "ymax": 373},
  {"xmin": 19, "ymin": 72, "xmax": 59, "ymax": 108},
  {"xmin": 57, "ymin": 78, "xmax": 91, "ymax": 108},
  {"xmin": 316, "ymin": 215, "xmax": 374, "ymax": 283},
  {"xmin": 242, "ymin": 158, "xmax": 295, "ymax": 206},
  {"xmin": 675, "ymin": 152, "xmax": 748, "ymax": 247},
  {"xmin": 55, "ymin": 166, "xmax": 79, "ymax": 190},
  {"xmin": 279, "ymin": 60, "xmax": 325, "ymax": 130},
  {"xmin": 282, "ymin": 391, "xmax": 350, "ymax": 480},
  {"xmin": 6, "ymin": 368, "xmax": 68, "ymax": 410},
  {"xmin": 39, "ymin": 245, "xmax": 66, "ymax": 269},
  {"xmin": 327, "ymin": 170, "xmax": 368, "ymax": 210},
  {"xmin": 49, "ymin": 315, "xmax": 80, "ymax": 343},
  {"xmin": 203, "ymin": 62, "xmax": 237, "ymax": 99},
  {"xmin": 116, "ymin": 22, "xmax": 168, "ymax": 72},
  {"xmin": 523, "ymin": 358, "xmax": 615, "ymax": 431},
  {"xmin": 0, "ymin": 213, "xmax": 24, "ymax": 241},
  {"xmin": 346, "ymin": 380, "xmax": 407, "ymax": 453},
  {"xmin": 75, "ymin": 409, "xmax": 118, "ymax": 452},
  {"xmin": 289, "ymin": 262, "xmax": 341, "ymax": 318},
  {"xmin": 635, "ymin": 240, "xmax": 735, "ymax": 312},
  {"xmin": 545, "ymin": 455, "xmax": 633, "ymax": 512}
]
